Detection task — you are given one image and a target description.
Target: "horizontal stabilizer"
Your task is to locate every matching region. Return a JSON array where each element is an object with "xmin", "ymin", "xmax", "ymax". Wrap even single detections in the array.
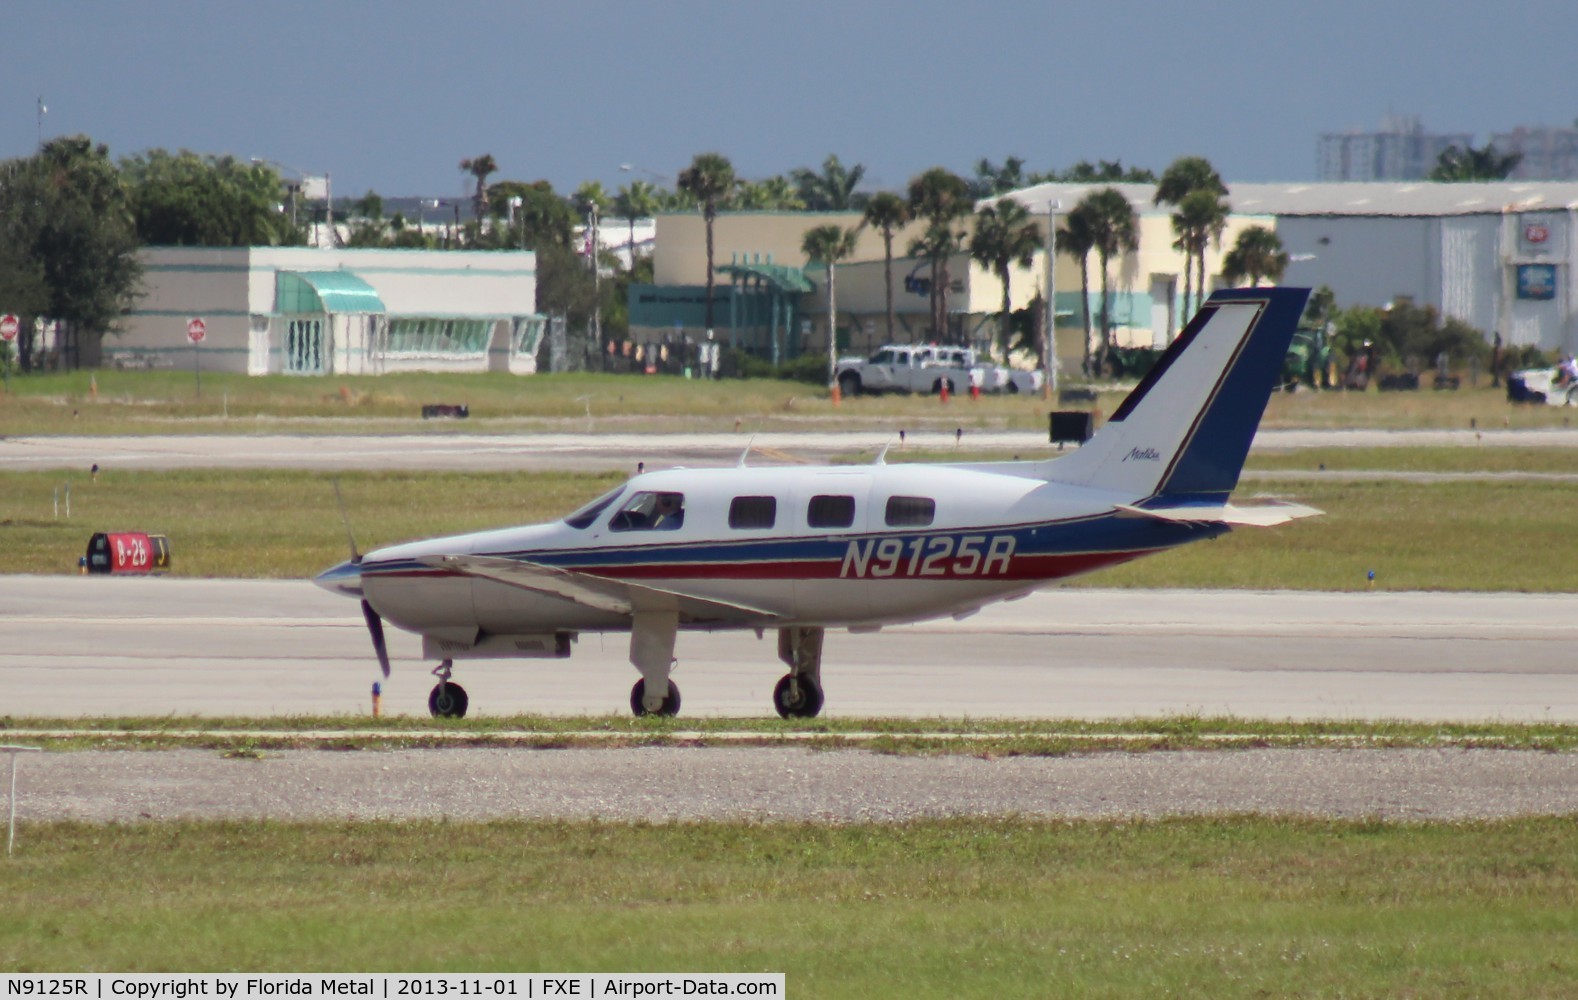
[
  {"xmin": 1114, "ymin": 500, "xmax": 1324, "ymax": 527},
  {"xmin": 420, "ymin": 554, "xmax": 784, "ymax": 621}
]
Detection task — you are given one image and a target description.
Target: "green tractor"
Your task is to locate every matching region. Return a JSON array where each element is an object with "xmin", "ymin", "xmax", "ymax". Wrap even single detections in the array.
[{"xmin": 1280, "ymin": 321, "xmax": 1337, "ymax": 391}]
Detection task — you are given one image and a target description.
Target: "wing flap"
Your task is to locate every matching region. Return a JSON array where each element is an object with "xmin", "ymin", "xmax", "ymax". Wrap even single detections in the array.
[
  {"xmin": 419, "ymin": 554, "xmax": 784, "ymax": 620},
  {"xmin": 1115, "ymin": 500, "xmax": 1324, "ymax": 527}
]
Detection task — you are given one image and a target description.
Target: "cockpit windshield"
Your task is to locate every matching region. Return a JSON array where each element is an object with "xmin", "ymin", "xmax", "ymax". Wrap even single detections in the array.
[{"xmin": 563, "ymin": 486, "xmax": 624, "ymax": 529}]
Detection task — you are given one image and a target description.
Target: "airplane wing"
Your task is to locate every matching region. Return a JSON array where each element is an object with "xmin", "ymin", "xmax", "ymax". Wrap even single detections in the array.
[
  {"xmin": 1114, "ymin": 500, "xmax": 1324, "ymax": 527},
  {"xmin": 418, "ymin": 554, "xmax": 786, "ymax": 621}
]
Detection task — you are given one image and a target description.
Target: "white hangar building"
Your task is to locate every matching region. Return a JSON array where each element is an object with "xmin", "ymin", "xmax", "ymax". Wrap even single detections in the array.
[
  {"xmin": 1233, "ymin": 182, "xmax": 1578, "ymax": 354},
  {"xmin": 118, "ymin": 246, "xmax": 543, "ymax": 375},
  {"xmin": 1009, "ymin": 181, "xmax": 1578, "ymax": 356}
]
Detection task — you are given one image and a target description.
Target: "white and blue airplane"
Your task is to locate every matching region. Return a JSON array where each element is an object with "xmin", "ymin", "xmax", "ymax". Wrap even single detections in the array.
[{"xmin": 316, "ymin": 287, "xmax": 1319, "ymax": 719}]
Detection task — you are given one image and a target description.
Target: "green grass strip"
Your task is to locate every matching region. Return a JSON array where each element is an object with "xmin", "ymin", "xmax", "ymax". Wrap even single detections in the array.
[
  {"xmin": 5, "ymin": 715, "xmax": 1576, "ymax": 754},
  {"xmin": 2, "ymin": 816, "xmax": 1576, "ymax": 997}
]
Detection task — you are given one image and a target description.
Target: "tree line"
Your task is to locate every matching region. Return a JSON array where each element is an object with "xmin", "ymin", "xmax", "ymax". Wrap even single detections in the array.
[{"xmin": 6, "ymin": 134, "xmax": 1511, "ymax": 372}]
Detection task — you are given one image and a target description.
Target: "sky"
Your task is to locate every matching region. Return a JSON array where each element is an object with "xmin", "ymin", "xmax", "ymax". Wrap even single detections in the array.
[{"xmin": 5, "ymin": 0, "xmax": 1577, "ymax": 200}]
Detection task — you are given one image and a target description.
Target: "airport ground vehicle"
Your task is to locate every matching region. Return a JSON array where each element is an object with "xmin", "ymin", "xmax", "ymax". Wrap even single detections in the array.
[
  {"xmin": 1507, "ymin": 367, "xmax": 1578, "ymax": 406},
  {"xmin": 835, "ymin": 344, "xmax": 1042, "ymax": 397}
]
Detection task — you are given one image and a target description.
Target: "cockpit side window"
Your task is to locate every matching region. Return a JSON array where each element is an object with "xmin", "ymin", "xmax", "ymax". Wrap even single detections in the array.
[
  {"xmin": 609, "ymin": 491, "xmax": 686, "ymax": 532},
  {"xmin": 564, "ymin": 487, "xmax": 624, "ymax": 529}
]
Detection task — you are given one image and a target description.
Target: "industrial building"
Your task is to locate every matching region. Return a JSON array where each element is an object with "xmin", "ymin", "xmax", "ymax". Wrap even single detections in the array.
[{"xmin": 114, "ymin": 246, "xmax": 543, "ymax": 375}]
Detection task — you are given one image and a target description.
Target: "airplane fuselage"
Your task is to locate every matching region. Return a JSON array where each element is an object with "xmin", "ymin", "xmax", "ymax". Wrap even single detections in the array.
[{"xmin": 323, "ymin": 461, "xmax": 1221, "ymax": 650}]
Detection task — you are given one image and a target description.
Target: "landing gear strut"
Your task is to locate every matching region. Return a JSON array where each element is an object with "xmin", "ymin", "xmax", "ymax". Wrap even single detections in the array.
[
  {"xmin": 773, "ymin": 626, "xmax": 825, "ymax": 719},
  {"xmin": 428, "ymin": 659, "xmax": 469, "ymax": 718},
  {"xmin": 629, "ymin": 609, "xmax": 681, "ymax": 717}
]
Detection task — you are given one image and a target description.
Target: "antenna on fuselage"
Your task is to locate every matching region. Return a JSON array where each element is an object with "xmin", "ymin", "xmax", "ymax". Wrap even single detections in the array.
[
  {"xmin": 736, "ymin": 435, "xmax": 757, "ymax": 468},
  {"xmin": 873, "ymin": 440, "xmax": 891, "ymax": 466},
  {"xmin": 332, "ymin": 478, "xmax": 361, "ymax": 564}
]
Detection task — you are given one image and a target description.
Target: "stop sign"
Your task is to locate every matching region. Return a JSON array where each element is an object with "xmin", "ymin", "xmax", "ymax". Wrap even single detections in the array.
[
  {"xmin": 186, "ymin": 317, "xmax": 207, "ymax": 343},
  {"xmin": 0, "ymin": 314, "xmax": 18, "ymax": 342}
]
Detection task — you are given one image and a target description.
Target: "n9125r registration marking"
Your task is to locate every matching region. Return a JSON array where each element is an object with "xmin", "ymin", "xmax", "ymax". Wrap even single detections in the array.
[{"xmin": 839, "ymin": 535, "xmax": 1015, "ymax": 578}]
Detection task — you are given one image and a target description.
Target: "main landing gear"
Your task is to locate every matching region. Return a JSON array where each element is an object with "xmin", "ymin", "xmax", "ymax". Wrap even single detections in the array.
[
  {"xmin": 773, "ymin": 626, "xmax": 825, "ymax": 719},
  {"xmin": 629, "ymin": 609, "xmax": 682, "ymax": 717},
  {"xmin": 428, "ymin": 659, "xmax": 469, "ymax": 718}
]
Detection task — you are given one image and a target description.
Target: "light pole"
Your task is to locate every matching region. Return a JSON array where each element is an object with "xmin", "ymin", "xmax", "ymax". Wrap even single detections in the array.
[
  {"xmin": 1043, "ymin": 198, "xmax": 1061, "ymax": 398},
  {"xmin": 588, "ymin": 200, "xmax": 602, "ymax": 361},
  {"xmin": 507, "ymin": 195, "xmax": 526, "ymax": 250},
  {"xmin": 619, "ymin": 162, "xmax": 671, "ymax": 184}
]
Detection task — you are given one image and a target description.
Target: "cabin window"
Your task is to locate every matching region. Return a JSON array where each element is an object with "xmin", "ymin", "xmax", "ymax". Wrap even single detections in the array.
[
  {"xmin": 884, "ymin": 495, "xmax": 935, "ymax": 527},
  {"xmin": 609, "ymin": 491, "xmax": 686, "ymax": 532},
  {"xmin": 807, "ymin": 494, "xmax": 856, "ymax": 529},
  {"xmin": 728, "ymin": 496, "xmax": 777, "ymax": 530},
  {"xmin": 564, "ymin": 487, "xmax": 624, "ymax": 529}
]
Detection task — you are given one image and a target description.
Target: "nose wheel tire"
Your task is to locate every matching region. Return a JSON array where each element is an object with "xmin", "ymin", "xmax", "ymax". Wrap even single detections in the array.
[
  {"xmin": 630, "ymin": 678, "xmax": 681, "ymax": 717},
  {"xmin": 428, "ymin": 681, "xmax": 469, "ymax": 718},
  {"xmin": 773, "ymin": 673, "xmax": 824, "ymax": 719}
]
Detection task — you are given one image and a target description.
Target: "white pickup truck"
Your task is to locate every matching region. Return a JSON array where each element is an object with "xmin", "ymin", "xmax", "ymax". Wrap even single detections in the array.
[{"xmin": 835, "ymin": 344, "xmax": 1043, "ymax": 397}]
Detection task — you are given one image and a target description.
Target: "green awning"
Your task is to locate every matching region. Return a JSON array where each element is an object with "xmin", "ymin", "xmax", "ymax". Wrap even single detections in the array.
[
  {"xmin": 716, "ymin": 261, "xmax": 814, "ymax": 294},
  {"xmin": 276, "ymin": 270, "xmax": 387, "ymax": 314}
]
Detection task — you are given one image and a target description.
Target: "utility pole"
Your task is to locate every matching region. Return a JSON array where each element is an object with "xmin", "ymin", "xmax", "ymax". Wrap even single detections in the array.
[
  {"xmin": 590, "ymin": 202, "xmax": 602, "ymax": 364},
  {"xmin": 1044, "ymin": 199, "xmax": 1061, "ymax": 397}
]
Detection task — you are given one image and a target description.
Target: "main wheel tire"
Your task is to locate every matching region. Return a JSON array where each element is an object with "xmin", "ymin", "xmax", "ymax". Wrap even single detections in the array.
[
  {"xmin": 630, "ymin": 678, "xmax": 682, "ymax": 717},
  {"xmin": 772, "ymin": 673, "xmax": 824, "ymax": 719},
  {"xmin": 428, "ymin": 681, "xmax": 469, "ymax": 719},
  {"xmin": 838, "ymin": 372, "xmax": 861, "ymax": 398}
]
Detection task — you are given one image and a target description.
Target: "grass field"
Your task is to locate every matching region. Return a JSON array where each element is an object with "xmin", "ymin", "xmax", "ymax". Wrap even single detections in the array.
[
  {"xmin": 2, "ymin": 817, "xmax": 1576, "ymax": 996},
  {"xmin": 4, "ymin": 715, "xmax": 1576, "ymax": 754},
  {"xmin": 4, "ymin": 461, "xmax": 1575, "ymax": 590}
]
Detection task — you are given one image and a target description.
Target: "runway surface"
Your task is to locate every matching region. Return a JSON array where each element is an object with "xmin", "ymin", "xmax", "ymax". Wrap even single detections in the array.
[
  {"xmin": 4, "ymin": 576, "xmax": 1574, "ymax": 722},
  {"xmin": 8, "ymin": 428, "xmax": 1578, "ymax": 472}
]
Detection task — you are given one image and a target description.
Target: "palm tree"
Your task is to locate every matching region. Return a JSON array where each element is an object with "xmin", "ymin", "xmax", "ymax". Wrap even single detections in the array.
[
  {"xmin": 613, "ymin": 180, "xmax": 660, "ymax": 269},
  {"xmin": 861, "ymin": 191, "xmax": 911, "ymax": 344},
  {"xmin": 791, "ymin": 154, "xmax": 867, "ymax": 211},
  {"xmin": 1430, "ymin": 143, "xmax": 1523, "ymax": 181},
  {"xmin": 969, "ymin": 198, "xmax": 1042, "ymax": 357},
  {"xmin": 735, "ymin": 175, "xmax": 804, "ymax": 210},
  {"xmin": 906, "ymin": 168, "xmax": 970, "ymax": 339},
  {"xmin": 1060, "ymin": 202, "xmax": 1098, "ymax": 375},
  {"xmin": 907, "ymin": 223, "xmax": 968, "ymax": 344},
  {"xmin": 1154, "ymin": 156, "xmax": 1227, "ymax": 324},
  {"xmin": 802, "ymin": 224, "xmax": 861, "ymax": 386},
  {"xmin": 1170, "ymin": 189, "xmax": 1229, "ymax": 316},
  {"xmin": 1221, "ymin": 225, "xmax": 1289, "ymax": 287},
  {"xmin": 967, "ymin": 156, "xmax": 1027, "ymax": 199},
  {"xmin": 1082, "ymin": 188, "xmax": 1140, "ymax": 375},
  {"xmin": 459, "ymin": 154, "xmax": 499, "ymax": 225},
  {"xmin": 677, "ymin": 152, "xmax": 737, "ymax": 332},
  {"xmin": 1153, "ymin": 156, "xmax": 1226, "ymax": 208}
]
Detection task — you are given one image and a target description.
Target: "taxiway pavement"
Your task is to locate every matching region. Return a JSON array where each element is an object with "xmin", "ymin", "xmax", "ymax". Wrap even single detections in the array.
[{"xmin": 4, "ymin": 576, "xmax": 1573, "ymax": 721}]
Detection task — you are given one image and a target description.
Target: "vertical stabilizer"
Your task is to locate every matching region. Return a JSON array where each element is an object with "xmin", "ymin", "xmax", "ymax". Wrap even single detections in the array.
[{"xmin": 1044, "ymin": 287, "xmax": 1309, "ymax": 500}]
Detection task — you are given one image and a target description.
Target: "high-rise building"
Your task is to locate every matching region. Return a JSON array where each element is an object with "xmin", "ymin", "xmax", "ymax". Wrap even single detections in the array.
[
  {"xmin": 1317, "ymin": 116, "xmax": 1473, "ymax": 181},
  {"xmin": 1491, "ymin": 124, "xmax": 1578, "ymax": 180}
]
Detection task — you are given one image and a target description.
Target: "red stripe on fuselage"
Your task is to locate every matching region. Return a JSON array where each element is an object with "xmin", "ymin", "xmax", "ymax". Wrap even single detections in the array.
[{"xmin": 578, "ymin": 549, "xmax": 1150, "ymax": 583}]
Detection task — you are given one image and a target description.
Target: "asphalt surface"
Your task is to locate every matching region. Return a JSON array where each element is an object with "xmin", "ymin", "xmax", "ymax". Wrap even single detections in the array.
[
  {"xmin": 12, "ymin": 747, "xmax": 1578, "ymax": 822},
  {"xmin": 7, "ymin": 428, "xmax": 1578, "ymax": 472},
  {"xmin": 5, "ymin": 577, "xmax": 1576, "ymax": 722}
]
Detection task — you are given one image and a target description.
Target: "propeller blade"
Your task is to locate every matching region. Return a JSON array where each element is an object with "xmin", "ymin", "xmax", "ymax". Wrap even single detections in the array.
[{"xmin": 361, "ymin": 599, "xmax": 391, "ymax": 678}]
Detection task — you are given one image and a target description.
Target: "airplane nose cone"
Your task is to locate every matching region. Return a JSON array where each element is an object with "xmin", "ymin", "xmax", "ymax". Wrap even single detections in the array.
[{"xmin": 314, "ymin": 558, "xmax": 364, "ymax": 598}]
